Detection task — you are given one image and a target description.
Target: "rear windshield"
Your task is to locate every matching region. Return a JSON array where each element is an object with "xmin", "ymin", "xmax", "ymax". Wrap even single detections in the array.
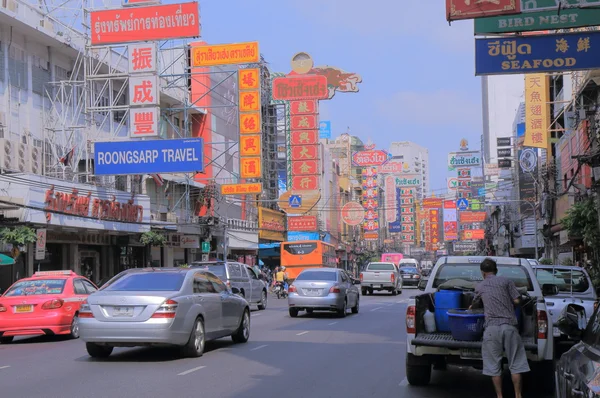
[
  {"xmin": 296, "ymin": 271, "xmax": 337, "ymax": 281},
  {"xmin": 203, "ymin": 265, "xmax": 227, "ymax": 278},
  {"xmin": 400, "ymin": 267, "xmax": 418, "ymax": 274},
  {"xmin": 367, "ymin": 263, "xmax": 396, "ymax": 271},
  {"xmin": 535, "ymin": 268, "xmax": 590, "ymax": 293},
  {"xmin": 4, "ymin": 279, "xmax": 66, "ymax": 296},
  {"xmin": 433, "ymin": 264, "xmax": 534, "ymax": 291},
  {"xmin": 102, "ymin": 272, "xmax": 186, "ymax": 291}
]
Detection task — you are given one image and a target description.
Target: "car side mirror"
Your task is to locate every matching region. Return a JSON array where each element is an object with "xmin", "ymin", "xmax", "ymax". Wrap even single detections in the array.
[
  {"xmin": 417, "ymin": 279, "xmax": 428, "ymax": 291},
  {"xmin": 557, "ymin": 303, "xmax": 587, "ymax": 341},
  {"xmin": 542, "ymin": 283, "xmax": 559, "ymax": 296},
  {"xmin": 230, "ymin": 287, "xmax": 241, "ymax": 295}
]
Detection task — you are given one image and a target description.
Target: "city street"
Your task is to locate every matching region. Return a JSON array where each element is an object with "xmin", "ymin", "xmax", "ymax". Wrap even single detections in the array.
[{"xmin": 0, "ymin": 289, "xmax": 551, "ymax": 398}]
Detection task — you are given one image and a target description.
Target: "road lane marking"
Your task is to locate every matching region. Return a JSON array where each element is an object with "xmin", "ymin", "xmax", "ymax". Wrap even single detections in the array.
[
  {"xmin": 399, "ymin": 378, "xmax": 408, "ymax": 387},
  {"xmin": 0, "ymin": 366, "xmax": 10, "ymax": 370},
  {"xmin": 328, "ymin": 322, "xmax": 338, "ymax": 326},
  {"xmin": 370, "ymin": 307, "xmax": 383, "ymax": 312},
  {"xmin": 250, "ymin": 344, "xmax": 268, "ymax": 351},
  {"xmin": 252, "ymin": 313, "xmax": 262, "ymax": 317},
  {"xmin": 296, "ymin": 331, "xmax": 310, "ymax": 336},
  {"xmin": 178, "ymin": 366, "xmax": 206, "ymax": 376}
]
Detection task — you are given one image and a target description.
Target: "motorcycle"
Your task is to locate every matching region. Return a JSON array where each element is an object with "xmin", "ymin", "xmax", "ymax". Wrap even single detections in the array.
[{"xmin": 274, "ymin": 282, "xmax": 288, "ymax": 299}]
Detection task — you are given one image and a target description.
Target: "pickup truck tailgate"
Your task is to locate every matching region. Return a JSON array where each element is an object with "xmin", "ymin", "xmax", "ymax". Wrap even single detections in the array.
[
  {"xmin": 411, "ymin": 333, "xmax": 537, "ymax": 351},
  {"xmin": 362, "ymin": 271, "xmax": 392, "ymax": 283}
]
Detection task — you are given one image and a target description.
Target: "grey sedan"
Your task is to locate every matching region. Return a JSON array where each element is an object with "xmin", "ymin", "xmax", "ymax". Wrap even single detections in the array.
[
  {"xmin": 288, "ymin": 268, "xmax": 360, "ymax": 318},
  {"xmin": 79, "ymin": 268, "xmax": 250, "ymax": 358}
]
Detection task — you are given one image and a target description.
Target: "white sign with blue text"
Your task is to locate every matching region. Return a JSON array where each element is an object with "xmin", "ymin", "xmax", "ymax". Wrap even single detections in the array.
[{"xmin": 94, "ymin": 138, "xmax": 204, "ymax": 175}]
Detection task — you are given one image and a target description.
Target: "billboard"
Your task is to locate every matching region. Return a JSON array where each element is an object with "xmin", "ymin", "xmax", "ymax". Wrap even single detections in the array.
[
  {"xmin": 352, "ymin": 150, "xmax": 389, "ymax": 167},
  {"xmin": 221, "ymin": 183, "xmax": 262, "ymax": 195},
  {"xmin": 287, "ymin": 231, "xmax": 331, "ymax": 243},
  {"xmin": 272, "ymin": 75, "xmax": 329, "ymax": 101},
  {"xmin": 524, "ymin": 74, "xmax": 550, "ymax": 149},
  {"xmin": 446, "ymin": 0, "xmax": 519, "ymax": 21},
  {"xmin": 94, "ymin": 138, "xmax": 204, "ymax": 175},
  {"xmin": 476, "ymin": 31, "xmax": 600, "ymax": 76},
  {"xmin": 388, "ymin": 187, "xmax": 402, "ymax": 233},
  {"xmin": 475, "ymin": 8, "xmax": 600, "ymax": 34},
  {"xmin": 90, "ymin": 2, "xmax": 200, "ymax": 46},
  {"xmin": 396, "ymin": 174, "xmax": 421, "ymax": 187},
  {"xmin": 384, "ymin": 175, "xmax": 396, "ymax": 224},
  {"xmin": 460, "ymin": 211, "xmax": 487, "ymax": 223},
  {"xmin": 518, "ymin": 148, "xmax": 538, "ymax": 217},
  {"xmin": 258, "ymin": 208, "xmax": 286, "ymax": 242},
  {"xmin": 443, "ymin": 200, "xmax": 458, "ymax": 241},
  {"xmin": 448, "ymin": 151, "xmax": 481, "ymax": 168},
  {"xmin": 191, "ymin": 42, "xmax": 259, "ymax": 67},
  {"xmin": 288, "ymin": 216, "xmax": 318, "ymax": 231}
]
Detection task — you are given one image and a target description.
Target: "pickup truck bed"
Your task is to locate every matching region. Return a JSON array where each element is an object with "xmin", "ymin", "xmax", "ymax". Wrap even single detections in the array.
[{"xmin": 411, "ymin": 333, "xmax": 537, "ymax": 351}]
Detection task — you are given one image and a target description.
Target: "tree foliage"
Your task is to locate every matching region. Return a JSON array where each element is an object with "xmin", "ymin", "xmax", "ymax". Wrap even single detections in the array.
[
  {"xmin": 562, "ymin": 198, "xmax": 600, "ymax": 251},
  {"xmin": 0, "ymin": 226, "xmax": 38, "ymax": 258},
  {"xmin": 140, "ymin": 231, "xmax": 167, "ymax": 247},
  {"xmin": 539, "ymin": 258, "xmax": 553, "ymax": 265}
]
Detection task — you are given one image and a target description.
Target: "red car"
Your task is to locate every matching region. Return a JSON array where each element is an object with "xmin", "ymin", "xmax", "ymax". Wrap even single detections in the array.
[{"xmin": 0, "ymin": 270, "xmax": 98, "ymax": 343}]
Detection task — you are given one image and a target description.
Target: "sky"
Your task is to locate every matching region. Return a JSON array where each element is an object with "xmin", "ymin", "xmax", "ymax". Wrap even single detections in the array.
[{"xmin": 199, "ymin": 0, "xmax": 487, "ymax": 193}]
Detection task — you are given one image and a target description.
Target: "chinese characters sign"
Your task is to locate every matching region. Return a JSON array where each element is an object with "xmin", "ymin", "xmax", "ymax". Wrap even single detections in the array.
[
  {"xmin": 288, "ymin": 216, "xmax": 318, "ymax": 231},
  {"xmin": 362, "ymin": 167, "xmax": 379, "ymax": 234},
  {"xmin": 446, "ymin": 0, "xmax": 518, "ymax": 22},
  {"xmin": 191, "ymin": 42, "xmax": 259, "ymax": 67},
  {"xmin": 523, "ymin": 74, "xmax": 550, "ymax": 149},
  {"xmin": 90, "ymin": 2, "xmax": 200, "ymax": 45},
  {"xmin": 475, "ymin": 31, "xmax": 600, "ymax": 75},
  {"xmin": 129, "ymin": 76, "xmax": 159, "ymax": 106},
  {"xmin": 384, "ymin": 175, "xmax": 396, "ymax": 224},
  {"xmin": 238, "ymin": 68, "xmax": 262, "ymax": 179},
  {"xmin": 130, "ymin": 107, "xmax": 159, "ymax": 137},
  {"xmin": 128, "ymin": 43, "xmax": 157, "ymax": 74},
  {"xmin": 289, "ymin": 97, "xmax": 320, "ymax": 190}
]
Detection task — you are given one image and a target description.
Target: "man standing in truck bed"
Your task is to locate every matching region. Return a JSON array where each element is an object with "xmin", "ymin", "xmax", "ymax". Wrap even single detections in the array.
[{"xmin": 471, "ymin": 258, "xmax": 530, "ymax": 398}]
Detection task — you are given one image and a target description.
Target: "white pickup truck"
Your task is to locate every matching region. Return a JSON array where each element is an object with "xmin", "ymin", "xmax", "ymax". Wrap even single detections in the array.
[
  {"xmin": 360, "ymin": 262, "xmax": 401, "ymax": 295},
  {"xmin": 404, "ymin": 256, "xmax": 555, "ymax": 388}
]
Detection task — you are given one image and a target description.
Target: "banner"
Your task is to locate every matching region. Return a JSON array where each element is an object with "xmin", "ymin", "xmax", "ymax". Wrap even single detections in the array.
[
  {"xmin": 523, "ymin": 74, "xmax": 550, "ymax": 149},
  {"xmin": 518, "ymin": 148, "xmax": 538, "ymax": 217},
  {"xmin": 443, "ymin": 200, "xmax": 458, "ymax": 241}
]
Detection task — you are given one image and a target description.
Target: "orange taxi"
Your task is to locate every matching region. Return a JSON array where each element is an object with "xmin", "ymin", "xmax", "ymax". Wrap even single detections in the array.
[{"xmin": 0, "ymin": 270, "xmax": 98, "ymax": 343}]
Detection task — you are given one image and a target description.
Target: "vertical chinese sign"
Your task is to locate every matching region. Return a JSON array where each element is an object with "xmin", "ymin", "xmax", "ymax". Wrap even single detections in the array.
[
  {"xmin": 384, "ymin": 175, "xmax": 397, "ymax": 225},
  {"xmin": 128, "ymin": 43, "xmax": 159, "ymax": 138},
  {"xmin": 427, "ymin": 209, "xmax": 440, "ymax": 252},
  {"xmin": 400, "ymin": 187, "xmax": 416, "ymax": 244},
  {"xmin": 239, "ymin": 68, "xmax": 263, "ymax": 180},
  {"xmin": 289, "ymin": 98, "xmax": 320, "ymax": 192},
  {"xmin": 523, "ymin": 74, "xmax": 550, "ymax": 150},
  {"xmin": 443, "ymin": 200, "xmax": 458, "ymax": 241},
  {"xmin": 362, "ymin": 167, "xmax": 379, "ymax": 240}
]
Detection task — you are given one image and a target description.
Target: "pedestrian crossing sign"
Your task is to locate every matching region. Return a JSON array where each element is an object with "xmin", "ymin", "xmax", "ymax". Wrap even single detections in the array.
[{"xmin": 289, "ymin": 195, "xmax": 302, "ymax": 208}]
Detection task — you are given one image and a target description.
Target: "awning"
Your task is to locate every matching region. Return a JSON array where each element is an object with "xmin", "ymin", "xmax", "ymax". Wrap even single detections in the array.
[
  {"xmin": 259, "ymin": 242, "xmax": 280, "ymax": 258},
  {"xmin": 0, "ymin": 254, "xmax": 15, "ymax": 266}
]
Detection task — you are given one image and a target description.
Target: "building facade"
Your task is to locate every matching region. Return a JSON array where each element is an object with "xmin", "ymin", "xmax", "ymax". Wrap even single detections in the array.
[{"xmin": 388, "ymin": 141, "xmax": 430, "ymax": 199}]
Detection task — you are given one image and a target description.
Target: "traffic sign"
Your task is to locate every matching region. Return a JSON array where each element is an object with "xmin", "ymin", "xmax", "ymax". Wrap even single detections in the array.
[
  {"xmin": 457, "ymin": 198, "xmax": 469, "ymax": 211},
  {"xmin": 289, "ymin": 195, "xmax": 302, "ymax": 208},
  {"xmin": 201, "ymin": 241, "xmax": 210, "ymax": 253}
]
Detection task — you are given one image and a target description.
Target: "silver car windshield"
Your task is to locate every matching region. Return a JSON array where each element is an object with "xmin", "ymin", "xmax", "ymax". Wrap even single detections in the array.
[
  {"xmin": 367, "ymin": 263, "xmax": 395, "ymax": 271},
  {"xmin": 102, "ymin": 272, "xmax": 186, "ymax": 291},
  {"xmin": 433, "ymin": 264, "xmax": 534, "ymax": 291},
  {"xmin": 535, "ymin": 268, "xmax": 590, "ymax": 293},
  {"xmin": 296, "ymin": 271, "xmax": 337, "ymax": 281}
]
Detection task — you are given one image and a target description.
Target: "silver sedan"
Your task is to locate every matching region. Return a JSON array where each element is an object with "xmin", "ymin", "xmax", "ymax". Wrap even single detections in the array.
[
  {"xmin": 288, "ymin": 268, "xmax": 360, "ymax": 318},
  {"xmin": 79, "ymin": 268, "xmax": 250, "ymax": 358}
]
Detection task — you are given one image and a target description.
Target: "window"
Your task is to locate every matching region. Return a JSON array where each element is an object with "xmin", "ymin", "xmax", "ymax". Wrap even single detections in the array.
[
  {"xmin": 432, "ymin": 264, "xmax": 534, "ymax": 291},
  {"xmin": 196, "ymin": 264, "xmax": 227, "ymax": 279},
  {"xmin": 8, "ymin": 45, "xmax": 27, "ymax": 90},
  {"xmin": 32, "ymin": 55, "xmax": 50, "ymax": 95},
  {"xmin": 102, "ymin": 272, "xmax": 185, "ymax": 291},
  {"xmin": 4, "ymin": 279, "xmax": 66, "ymax": 296},
  {"xmin": 340, "ymin": 272, "xmax": 347, "ymax": 282},
  {"xmin": 73, "ymin": 279, "xmax": 87, "ymax": 295},
  {"xmin": 367, "ymin": 263, "xmax": 396, "ymax": 271},
  {"xmin": 296, "ymin": 271, "xmax": 337, "ymax": 281},
  {"xmin": 206, "ymin": 273, "xmax": 227, "ymax": 293},
  {"xmin": 583, "ymin": 306, "xmax": 600, "ymax": 349},
  {"xmin": 82, "ymin": 280, "xmax": 98, "ymax": 294},
  {"xmin": 246, "ymin": 267, "xmax": 258, "ymax": 280},
  {"xmin": 227, "ymin": 263, "xmax": 242, "ymax": 277},
  {"xmin": 534, "ymin": 268, "xmax": 590, "ymax": 293},
  {"xmin": 193, "ymin": 272, "xmax": 215, "ymax": 294}
]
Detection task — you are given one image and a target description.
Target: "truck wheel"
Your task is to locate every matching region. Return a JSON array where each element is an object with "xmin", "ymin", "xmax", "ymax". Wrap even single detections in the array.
[{"xmin": 406, "ymin": 355, "xmax": 431, "ymax": 386}]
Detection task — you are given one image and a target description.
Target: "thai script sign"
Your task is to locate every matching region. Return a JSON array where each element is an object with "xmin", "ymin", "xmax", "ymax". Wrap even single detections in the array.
[
  {"xmin": 524, "ymin": 74, "xmax": 550, "ymax": 149},
  {"xmin": 422, "ymin": 198, "xmax": 443, "ymax": 209},
  {"xmin": 462, "ymin": 229, "xmax": 486, "ymax": 240},
  {"xmin": 475, "ymin": 8, "xmax": 600, "ymax": 34},
  {"xmin": 221, "ymin": 183, "xmax": 262, "ymax": 195},
  {"xmin": 453, "ymin": 241, "xmax": 479, "ymax": 252},
  {"xmin": 446, "ymin": 0, "xmax": 519, "ymax": 21},
  {"xmin": 258, "ymin": 208, "xmax": 286, "ymax": 241},
  {"xmin": 352, "ymin": 150, "xmax": 389, "ymax": 167},
  {"xmin": 90, "ymin": 2, "xmax": 200, "ymax": 45},
  {"xmin": 377, "ymin": 161, "xmax": 403, "ymax": 174},
  {"xmin": 341, "ymin": 202, "xmax": 364, "ymax": 226},
  {"xmin": 476, "ymin": 31, "xmax": 600, "ymax": 75},
  {"xmin": 272, "ymin": 75, "xmax": 329, "ymax": 101},
  {"xmin": 191, "ymin": 41, "xmax": 259, "ymax": 67},
  {"xmin": 287, "ymin": 216, "xmax": 318, "ymax": 231},
  {"xmin": 396, "ymin": 175, "xmax": 421, "ymax": 187},
  {"xmin": 460, "ymin": 211, "xmax": 487, "ymax": 223},
  {"xmin": 94, "ymin": 138, "xmax": 204, "ymax": 175},
  {"xmin": 448, "ymin": 152, "xmax": 482, "ymax": 167}
]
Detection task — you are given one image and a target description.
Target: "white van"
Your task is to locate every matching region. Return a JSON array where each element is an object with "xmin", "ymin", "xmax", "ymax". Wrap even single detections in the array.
[{"xmin": 398, "ymin": 258, "xmax": 419, "ymax": 268}]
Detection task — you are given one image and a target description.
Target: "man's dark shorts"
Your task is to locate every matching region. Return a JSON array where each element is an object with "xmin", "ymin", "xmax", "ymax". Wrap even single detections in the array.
[{"xmin": 482, "ymin": 324, "xmax": 530, "ymax": 376}]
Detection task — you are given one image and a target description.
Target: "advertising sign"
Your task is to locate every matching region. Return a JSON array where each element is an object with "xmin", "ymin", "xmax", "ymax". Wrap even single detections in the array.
[
  {"xmin": 128, "ymin": 43, "xmax": 157, "ymax": 74},
  {"xmin": 130, "ymin": 107, "xmax": 160, "ymax": 137},
  {"xmin": 460, "ymin": 211, "xmax": 487, "ymax": 223},
  {"xmin": 422, "ymin": 198, "xmax": 443, "ymax": 209},
  {"xmin": 221, "ymin": 183, "xmax": 262, "ymax": 195},
  {"xmin": 191, "ymin": 42, "xmax": 259, "ymax": 67},
  {"xmin": 272, "ymin": 75, "xmax": 329, "ymax": 101},
  {"xmin": 447, "ymin": 177, "xmax": 458, "ymax": 192},
  {"xmin": 239, "ymin": 68, "xmax": 260, "ymax": 90},
  {"xmin": 258, "ymin": 208, "xmax": 286, "ymax": 241},
  {"xmin": 35, "ymin": 229, "xmax": 46, "ymax": 260},
  {"xmin": 475, "ymin": 1, "xmax": 600, "ymax": 34},
  {"xmin": 240, "ymin": 112, "xmax": 261, "ymax": 134},
  {"xmin": 288, "ymin": 216, "xmax": 318, "ymax": 231},
  {"xmin": 291, "ymin": 145, "xmax": 319, "ymax": 161},
  {"xmin": 384, "ymin": 175, "xmax": 397, "ymax": 224},
  {"xmin": 94, "ymin": 138, "xmax": 203, "ymax": 175},
  {"xmin": 290, "ymin": 130, "xmax": 318, "ymax": 146},
  {"xmin": 240, "ymin": 135, "xmax": 261, "ymax": 157},
  {"xmin": 446, "ymin": 0, "xmax": 519, "ymax": 21},
  {"xmin": 448, "ymin": 152, "xmax": 481, "ymax": 167},
  {"xmin": 291, "ymin": 176, "xmax": 318, "ymax": 191},
  {"xmin": 476, "ymin": 31, "xmax": 600, "ymax": 76},
  {"xmin": 90, "ymin": 2, "xmax": 200, "ymax": 45},
  {"xmin": 352, "ymin": 150, "xmax": 389, "ymax": 167},
  {"xmin": 396, "ymin": 174, "xmax": 421, "ymax": 187},
  {"xmin": 453, "ymin": 241, "xmax": 478, "ymax": 252},
  {"xmin": 524, "ymin": 74, "xmax": 550, "ymax": 149},
  {"xmin": 287, "ymin": 231, "xmax": 331, "ymax": 243},
  {"xmin": 129, "ymin": 75, "xmax": 159, "ymax": 106},
  {"xmin": 518, "ymin": 148, "xmax": 538, "ymax": 217},
  {"xmin": 497, "ymin": 137, "xmax": 511, "ymax": 147},
  {"xmin": 291, "ymin": 115, "xmax": 318, "ymax": 130},
  {"xmin": 499, "ymin": 159, "xmax": 512, "ymax": 168},
  {"xmin": 292, "ymin": 160, "xmax": 319, "ymax": 176},
  {"xmin": 240, "ymin": 157, "xmax": 262, "ymax": 179},
  {"xmin": 377, "ymin": 161, "xmax": 403, "ymax": 174},
  {"xmin": 462, "ymin": 229, "xmax": 486, "ymax": 240},
  {"xmin": 319, "ymin": 121, "xmax": 331, "ymax": 139},
  {"xmin": 498, "ymin": 148, "xmax": 512, "ymax": 157},
  {"xmin": 290, "ymin": 100, "xmax": 318, "ymax": 115}
]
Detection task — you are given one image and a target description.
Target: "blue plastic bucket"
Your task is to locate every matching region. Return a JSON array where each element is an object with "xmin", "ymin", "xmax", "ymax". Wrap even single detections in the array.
[{"xmin": 434, "ymin": 290, "xmax": 462, "ymax": 332}]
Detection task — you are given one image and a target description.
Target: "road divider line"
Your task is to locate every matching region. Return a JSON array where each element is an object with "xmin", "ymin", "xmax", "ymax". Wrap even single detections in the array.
[
  {"xmin": 250, "ymin": 344, "xmax": 268, "ymax": 351},
  {"xmin": 178, "ymin": 365, "xmax": 206, "ymax": 376},
  {"xmin": 0, "ymin": 366, "xmax": 10, "ymax": 370},
  {"xmin": 296, "ymin": 331, "xmax": 310, "ymax": 336},
  {"xmin": 370, "ymin": 307, "xmax": 383, "ymax": 312},
  {"xmin": 328, "ymin": 322, "xmax": 338, "ymax": 326}
]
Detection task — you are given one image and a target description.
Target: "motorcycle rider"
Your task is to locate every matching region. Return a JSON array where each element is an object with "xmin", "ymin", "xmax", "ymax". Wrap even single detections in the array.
[{"xmin": 275, "ymin": 266, "xmax": 288, "ymax": 296}]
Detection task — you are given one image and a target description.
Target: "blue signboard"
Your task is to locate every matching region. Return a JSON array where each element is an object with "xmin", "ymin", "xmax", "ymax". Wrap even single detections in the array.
[
  {"xmin": 457, "ymin": 198, "xmax": 469, "ymax": 211},
  {"xmin": 94, "ymin": 138, "xmax": 204, "ymax": 175},
  {"xmin": 516, "ymin": 123, "xmax": 525, "ymax": 137},
  {"xmin": 388, "ymin": 187, "xmax": 402, "ymax": 233},
  {"xmin": 287, "ymin": 231, "xmax": 331, "ymax": 243},
  {"xmin": 289, "ymin": 195, "xmax": 302, "ymax": 208},
  {"xmin": 319, "ymin": 121, "xmax": 331, "ymax": 139},
  {"xmin": 476, "ymin": 31, "xmax": 600, "ymax": 75}
]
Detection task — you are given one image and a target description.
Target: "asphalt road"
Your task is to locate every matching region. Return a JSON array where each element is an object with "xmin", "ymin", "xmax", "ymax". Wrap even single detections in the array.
[{"xmin": 0, "ymin": 288, "xmax": 554, "ymax": 398}]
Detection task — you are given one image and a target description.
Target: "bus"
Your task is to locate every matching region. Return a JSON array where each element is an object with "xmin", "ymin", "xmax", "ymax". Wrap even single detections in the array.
[
  {"xmin": 280, "ymin": 240, "xmax": 337, "ymax": 280},
  {"xmin": 381, "ymin": 253, "xmax": 404, "ymax": 266}
]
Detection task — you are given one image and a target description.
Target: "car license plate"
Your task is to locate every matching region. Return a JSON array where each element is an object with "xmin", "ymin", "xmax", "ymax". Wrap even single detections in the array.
[
  {"xmin": 113, "ymin": 307, "xmax": 134, "ymax": 317},
  {"xmin": 15, "ymin": 305, "xmax": 32, "ymax": 313},
  {"xmin": 460, "ymin": 348, "xmax": 482, "ymax": 359},
  {"xmin": 553, "ymin": 326, "xmax": 561, "ymax": 337},
  {"xmin": 304, "ymin": 289, "xmax": 320, "ymax": 296}
]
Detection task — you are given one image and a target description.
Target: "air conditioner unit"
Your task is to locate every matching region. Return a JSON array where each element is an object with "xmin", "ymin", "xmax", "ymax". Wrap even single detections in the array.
[
  {"xmin": 30, "ymin": 147, "xmax": 42, "ymax": 174},
  {"xmin": 0, "ymin": 139, "xmax": 16, "ymax": 171},
  {"xmin": 17, "ymin": 142, "xmax": 30, "ymax": 172}
]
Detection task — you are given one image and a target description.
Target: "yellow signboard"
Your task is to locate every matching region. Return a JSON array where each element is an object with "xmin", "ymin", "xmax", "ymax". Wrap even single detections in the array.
[
  {"xmin": 240, "ymin": 135, "xmax": 261, "ymax": 156},
  {"xmin": 239, "ymin": 90, "xmax": 261, "ymax": 112},
  {"xmin": 239, "ymin": 68, "xmax": 260, "ymax": 90},
  {"xmin": 240, "ymin": 112, "xmax": 261, "ymax": 134},
  {"xmin": 221, "ymin": 183, "xmax": 263, "ymax": 195},
  {"xmin": 523, "ymin": 74, "xmax": 550, "ymax": 150},
  {"xmin": 191, "ymin": 42, "xmax": 260, "ymax": 67},
  {"xmin": 258, "ymin": 207, "xmax": 286, "ymax": 242},
  {"xmin": 240, "ymin": 157, "xmax": 262, "ymax": 179}
]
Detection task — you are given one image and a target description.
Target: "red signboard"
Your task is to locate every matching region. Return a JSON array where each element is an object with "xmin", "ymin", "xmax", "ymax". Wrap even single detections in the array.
[
  {"xmin": 272, "ymin": 75, "xmax": 328, "ymax": 101},
  {"xmin": 290, "ymin": 130, "xmax": 318, "ymax": 146},
  {"xmin": 462, "ymin": 229, "xmax": 486, "ymax": 240},
  {"xmin": 446, "ymin": 0, "xmax": 519, "ymax": 22},
  {"xmin": 291, "ymin": 145, "xmax": 319, "ymax": 161},
  {"xmin": 291, "ymin": 160, "xmax": 319, "ymax": 176},
  {"xmin": 289, "ymin": 100, "xmax": 318, "ymax": 115},
  {"xmin": 291, "ymin": 175, "xmax": 319, "ymax": 191},
  {"xmin": 377, "ymin": 161, "xmax": 403, "ymax": 174},
  {"xmin": 90, "ymin": 2, "xmax": 200, "ymax": 45},
  {"xmin": 288, "ymin": 216, "xmax": 318, "ymax": 231},
  {"xmin": 341, "ymin": 202, "xmax": 365, "ymax": 226},
  {"xmin": 460, "ymin": 211, "xmax": 487, "ymax": 223},
  {"xmin": 422, "ymin": 198, "xmax": 443, "ymax": 209},
  {"xmin": 444, "ymin": 200, "xmax": 457, "ymax": 209},
  {"xmin": 291, "ymin": 115, "xmax": 318, "ymax": 130},
  {"xmin": 352, "ymin": 150, "xmax": 389, "ymax": 167}
]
